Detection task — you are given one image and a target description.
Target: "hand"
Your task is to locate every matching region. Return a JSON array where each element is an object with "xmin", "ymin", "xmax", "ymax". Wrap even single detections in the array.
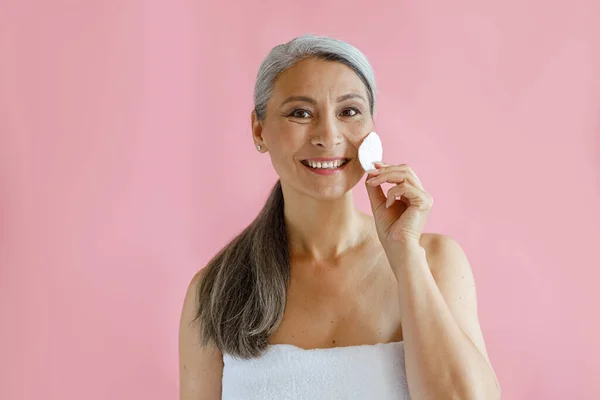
[{"xmin": 365, "ymin": 162, "xmax": 434, "ymax": 248}]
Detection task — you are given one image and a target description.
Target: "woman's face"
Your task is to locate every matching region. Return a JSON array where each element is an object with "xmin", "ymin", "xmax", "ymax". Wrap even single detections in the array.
[{"xmin": 253, "ymin": 57, "xmax": 374, "ymax": 200}]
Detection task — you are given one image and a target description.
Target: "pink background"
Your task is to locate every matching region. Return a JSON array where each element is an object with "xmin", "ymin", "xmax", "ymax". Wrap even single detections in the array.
[{"xmin": 1, "ymin": 1, "xmax": 599, "ymax": 399}]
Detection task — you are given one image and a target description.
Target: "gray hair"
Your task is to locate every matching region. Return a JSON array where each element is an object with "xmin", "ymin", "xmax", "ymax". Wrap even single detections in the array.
[
  {"xmin": 193, "ymin": 34, "xmax": 376, "ymax": 359},
  {"xmin": 253, "ymin": 34, "xmax": 377, "ymax": 120}
]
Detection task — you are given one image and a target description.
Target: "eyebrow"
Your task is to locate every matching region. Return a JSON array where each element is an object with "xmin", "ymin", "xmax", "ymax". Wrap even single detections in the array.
[
  {"xmin": 337, "ymin": 93, "xmax": 367, "ymax": 103},
  {"xmin": 279, "ymin": 92, "xmax": 367, "ymax": 108},
  {"xmin": 279, "ymin": 96, "xmax": 316, "ymax": 107}
]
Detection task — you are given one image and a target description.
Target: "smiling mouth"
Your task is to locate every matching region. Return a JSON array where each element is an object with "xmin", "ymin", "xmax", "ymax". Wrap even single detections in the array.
[{"xmin": 300, "ymin": 158, "xmax": 350, "ymax": 170}]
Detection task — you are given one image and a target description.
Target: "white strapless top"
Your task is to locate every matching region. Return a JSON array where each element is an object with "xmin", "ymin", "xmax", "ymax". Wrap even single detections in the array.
[{"xmin": 222, "ymin": 341, "xmax": 411, "ymax": 400}]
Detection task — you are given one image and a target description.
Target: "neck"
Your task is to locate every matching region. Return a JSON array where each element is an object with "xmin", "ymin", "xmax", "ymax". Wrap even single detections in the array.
[{"xmin": 281, "ymin": 183, "xmax": 368, "ymax": 261}]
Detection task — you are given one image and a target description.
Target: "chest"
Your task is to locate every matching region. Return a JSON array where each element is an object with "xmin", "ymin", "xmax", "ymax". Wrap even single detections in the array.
[{"xmin": 269, "ymin": 255, "xmax": 404, "ymax": 348}]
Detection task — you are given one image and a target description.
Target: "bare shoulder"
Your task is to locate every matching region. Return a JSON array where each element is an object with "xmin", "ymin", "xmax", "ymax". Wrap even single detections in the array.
[
  {"xmin": 419, "ymin": 232, "xmax": 454, "ymax": 251},
  {"xmin": 187, "ymin": 267, "xmax": 209, "ymax": 295},
  {"xmin": 419, "ymin": 233, "xmax": 495, "ymax": 366},
  {"xmin": 418, "ymin": 233, "xmax": 480, "ymax": 320},
  {"xmin": 180, "ymin": 267, "xmax": 219, "ymax": 342},
  {"xmin": 419, "ymin": 232, "xmax": 468, "ymax": 276},
  {"xmin": 180, "ymin": 268, "xmax": 210, "ymax": 326},
  {"xmin": 179, "ymin": 267, "xmax": 223, "ymax": 400}
]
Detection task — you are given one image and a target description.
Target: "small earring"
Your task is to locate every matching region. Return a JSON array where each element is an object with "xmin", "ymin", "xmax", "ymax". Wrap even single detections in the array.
[{"xmin": 257, "ymin": 145, "xmax": 262, "ymax": 151}]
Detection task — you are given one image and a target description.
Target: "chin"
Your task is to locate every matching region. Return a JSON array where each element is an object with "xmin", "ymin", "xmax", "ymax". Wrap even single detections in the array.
[{"xmin": 304, "ymin": 176, "xmax": 363, "ymax": 201}]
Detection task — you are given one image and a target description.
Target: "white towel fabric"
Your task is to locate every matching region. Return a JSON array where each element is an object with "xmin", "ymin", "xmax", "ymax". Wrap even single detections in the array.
[{"xmin": 222, "ymin": 341, "xmax": 411, "ymax": 400}]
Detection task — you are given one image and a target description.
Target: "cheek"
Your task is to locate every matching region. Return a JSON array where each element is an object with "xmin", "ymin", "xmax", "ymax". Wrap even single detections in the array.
[
  {"xmin": 264, "ymin": 133, "xmax": 301, "ymax": 171},
  {"xmin": 346, "ymin": 117, "xmax": 374, "ymax": 147},
  {"xmin": 346, "ymin": 129, "xmax": 371, "ymax": 152},
  {"xmin": 266, "ymin": 123, "xmax": 306, "ymax": 150},
  {"xmin": 268, "ymin": 134, "xmax": 298, "ymax": 158}
]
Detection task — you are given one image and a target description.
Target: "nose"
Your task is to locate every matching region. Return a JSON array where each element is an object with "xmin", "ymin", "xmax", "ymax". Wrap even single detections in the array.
[{"xmin": 310, "ymin": 115, "xmax": 343, "ymax": 149}]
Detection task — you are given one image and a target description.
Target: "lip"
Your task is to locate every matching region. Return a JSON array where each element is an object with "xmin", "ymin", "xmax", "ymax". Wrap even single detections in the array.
[
  {"xmin": 300, "ymin": 158, "xmax": 351, "ymax": 176},
  {"xmin": 301, "ymin": 157, "xmax": 348, "ymax": 162}
]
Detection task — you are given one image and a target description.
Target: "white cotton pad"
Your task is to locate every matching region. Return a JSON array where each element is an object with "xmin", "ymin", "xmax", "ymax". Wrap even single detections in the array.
[{"xmin": 358, "ymin": 131, "xmax": 383, "ymax": 171}]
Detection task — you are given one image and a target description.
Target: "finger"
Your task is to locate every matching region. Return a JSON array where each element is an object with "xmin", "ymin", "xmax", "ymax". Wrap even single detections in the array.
[
  {"xmin": 366, "ymin": 171, "xmax": 424, "ymax": 191},
  {"xmin": 368, "ymin": 164, "xmax": 424, "ymax": 189},
  {"xmin": 366, "ymin": 161, "xmax": 389, "ymax": 174},
  {"xmin": 373, "ymin": 161, "xmax": 392, "ymax": 168},
  {"xmin": 365, "ymin": 162, "xmax": 387, "ymax": 176},
  {"xmin": 365, "ymin": 175, "xmax": 388, "ymax": 215},
  {"xmin": 386, "ymin": 182, "xmax": 433, "ymax": 210}
]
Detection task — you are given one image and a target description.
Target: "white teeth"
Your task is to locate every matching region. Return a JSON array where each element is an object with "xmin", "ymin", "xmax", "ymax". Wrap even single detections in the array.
[{"xmin": 306, "ymin": 159, "xmax": 346, "ymax": 169}]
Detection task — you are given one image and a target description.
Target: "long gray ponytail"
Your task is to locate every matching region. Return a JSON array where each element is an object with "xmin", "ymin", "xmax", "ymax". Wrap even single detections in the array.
[{"xmin": 193, "ymin": 34, "xmax": 377, "ymax": 359}]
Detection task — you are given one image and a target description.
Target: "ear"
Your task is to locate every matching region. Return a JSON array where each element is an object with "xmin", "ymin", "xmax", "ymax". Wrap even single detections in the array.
[{"xmin": 251, "ymin": 110, "xmax": 267, "ymax": 152}]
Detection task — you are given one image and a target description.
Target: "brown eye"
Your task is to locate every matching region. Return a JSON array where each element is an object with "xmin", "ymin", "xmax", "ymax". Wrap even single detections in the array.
[
  {"xmin": 289, "ymin": 109, "xmax": 311, "ymax": 118},
  {"xmin": 341, "ymin": 107, "xmax": 360, "ymax": 117}
]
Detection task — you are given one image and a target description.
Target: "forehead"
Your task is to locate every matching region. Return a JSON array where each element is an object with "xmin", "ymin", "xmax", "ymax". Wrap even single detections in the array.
[{"xmin": 271, "ymin": 58, "xmax": 369, "ymax": 99}]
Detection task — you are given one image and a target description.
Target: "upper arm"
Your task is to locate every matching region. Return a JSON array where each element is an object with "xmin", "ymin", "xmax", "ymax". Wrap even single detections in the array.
[
  {"xmin": 179, "ymin": 268, "xmax": 223, "ymax": 400},
  {"xmin": 425, "ymin": 234, "xmax": 492, "ymax": 366}
]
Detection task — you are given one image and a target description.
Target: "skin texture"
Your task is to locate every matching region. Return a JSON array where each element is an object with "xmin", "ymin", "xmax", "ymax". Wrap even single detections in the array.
[{"xmin": 179, "ymin": 58, "xmax": 500, "ymax": 399}]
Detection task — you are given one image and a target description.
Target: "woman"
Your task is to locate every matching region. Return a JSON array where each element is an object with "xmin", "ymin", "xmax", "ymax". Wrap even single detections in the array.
[{"xmin": 179, "ymin": 34, "xmax": 501, "ymax": 399}]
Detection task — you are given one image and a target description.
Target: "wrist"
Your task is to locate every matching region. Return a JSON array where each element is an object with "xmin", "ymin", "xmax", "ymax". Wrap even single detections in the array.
[
  {"xmin": 385, "ymin": 242, "xmax": 429, "ymax": 284},
  {"xmin": 384, "ymin": 239, "xmax": 426, "ymax": 264},
  {"xmin": 384, "ymin": 236, "xmax": 424, "ymax": 254}
]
